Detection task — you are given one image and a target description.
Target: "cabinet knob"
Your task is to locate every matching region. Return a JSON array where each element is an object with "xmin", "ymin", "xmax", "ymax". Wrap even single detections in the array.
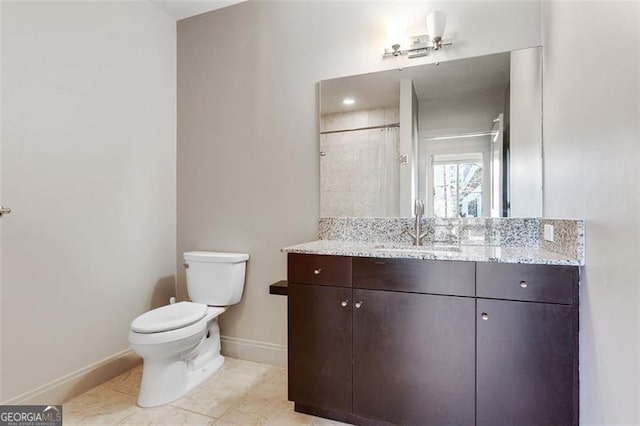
[
  {"xmin": 313, "ymin": 268, "xmax": 322, "ymax": 275},
  {"xmin": 520, "ymin": 280, "xmax": 528, "ymax": 289},
  {"xmin": 355, "ymin": 301, "xmax": 363, "ymax": 309},
  {"xmin": 341, "ymin": 300, "xmax": 349, "ymax": 307},
  {"xmin": 481, "ymin": 312, "xmax": 489, "ymax": 321}
]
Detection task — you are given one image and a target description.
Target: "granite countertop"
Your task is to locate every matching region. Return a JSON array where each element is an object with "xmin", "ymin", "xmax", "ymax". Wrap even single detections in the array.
[{"xmin": 282, "ymin": 240, "xmax": 583, "ymax": 266}]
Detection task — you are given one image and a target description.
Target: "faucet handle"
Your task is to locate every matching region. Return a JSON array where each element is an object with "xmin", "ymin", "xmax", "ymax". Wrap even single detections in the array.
[{"xmin": 405, "ymin": 228, "xmax": 417, "ymax": 239}]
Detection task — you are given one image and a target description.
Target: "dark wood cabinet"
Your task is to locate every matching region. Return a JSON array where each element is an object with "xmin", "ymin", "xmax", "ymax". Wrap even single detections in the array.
[
  {"xmin": 477, "ymin": 262, "xmax": 577, "ymax": 304},
  {"xmin": 288, "ymin": 253, "xmax": 352, "ymax": 287},
  {"xmin": 477, "ymin": 298, "xmax": 578, "ymax": 426},
  {"xmin": 287, "ymin": 254, "xmax": 579, "ymax": 426},
  {"xmin": 287, "ymin": 282, "xmax": 353, "ymax": 413},
  {"xmin": 352, "ymin": 257, "xmax": 475, "ymax": 297},
  {"xmin": 353, "ymin": 289, "xmax": 475, "ymax": 425},
  {"xmin": 476, "ymin": 261, "xmax": 579, "ymax": 426}
]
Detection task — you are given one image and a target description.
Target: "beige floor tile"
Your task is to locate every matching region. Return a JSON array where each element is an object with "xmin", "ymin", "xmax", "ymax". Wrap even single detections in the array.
[
  {"xmin": 220, "ymin": 357, "xmax": 276, "ymax": 377},
  {"xmin": 117, "ymin": 405, "xmax": 215, "ymax": 425},
  {"xmin": 169, "ymin": 358, "xmax": 276, "ymax": 419},
  {"xmin": 63, "ymin": 386, "xmax": 138, "ymax": 425},
  {"xmin": 309, "ymin": 418, "xmax": 353, "ymax": 426},
  {"xmin": 212, "ymin": 420, "xmax": 242, "ymax": 426},
  {"xmin": 240, "ymin": 367, "xmax": 288, "ymax": 400},
  {"xmin": 217, "ymin": 369, "xmax": 312, "ymax": 426},
  {"xmin": 63, "ymin": 357, "xmax": 352, "ymax": 426},
  {"xmin": 218, "ymin": 398, "xmax": 312, "ymax": 426},
  {"xmin": 102, "ymin": 364, "xmax": 142, "ymax": 396}
]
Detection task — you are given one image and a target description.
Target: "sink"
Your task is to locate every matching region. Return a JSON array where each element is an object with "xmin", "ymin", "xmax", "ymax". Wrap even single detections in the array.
[{"xmin": 373, "ymin": 243, "xmax": 462, "ymax": 253}]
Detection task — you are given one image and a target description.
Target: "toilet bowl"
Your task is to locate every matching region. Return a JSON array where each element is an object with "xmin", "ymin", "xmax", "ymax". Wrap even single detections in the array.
[{"xmin": 128, "ymin": 251, "xmax": 249, "ymax": 407}]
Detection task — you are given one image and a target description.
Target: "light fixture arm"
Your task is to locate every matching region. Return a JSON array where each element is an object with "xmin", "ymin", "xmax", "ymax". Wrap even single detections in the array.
[
  {"xmin": 431, "ymin": 36, "xmax": 443, "ymax": 51},
  {"xmin": 384, "ymin": 34, "xmax": 453, "ymax": 59}
]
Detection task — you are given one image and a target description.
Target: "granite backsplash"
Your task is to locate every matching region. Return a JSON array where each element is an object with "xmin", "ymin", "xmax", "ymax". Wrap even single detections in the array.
[{"xmin": 318, "ymin": 217, "xmax": 585, "ymax": 263}]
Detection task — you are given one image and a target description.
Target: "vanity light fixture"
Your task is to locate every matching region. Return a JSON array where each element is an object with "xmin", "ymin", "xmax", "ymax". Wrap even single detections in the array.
[
  {"xmin": 384, "ymin": 11, "xmax": 452, "ymax": 59},
  {"xmin": 342, "ymin": 98, "xmax": 355, "ymax": 105}
]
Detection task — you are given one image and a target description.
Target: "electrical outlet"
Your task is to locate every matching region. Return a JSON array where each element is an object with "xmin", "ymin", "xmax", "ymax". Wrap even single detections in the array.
[{"xmin": 544, "ymin": 224, "xmax": 554, "ymax": 242}]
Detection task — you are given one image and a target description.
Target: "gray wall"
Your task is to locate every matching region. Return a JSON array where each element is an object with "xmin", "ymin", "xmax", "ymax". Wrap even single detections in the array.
[
  {"xmin": 509, "ymin": 47, "xmax": 542, "ymax": 217},
  {"xmin": 1, "ymin": 1, "xmax": 176, "ymax": 401},
  {"xmin": 177, "ymin": 0, "xmax": 542, "ymax": 364},
  {"xmin": 419, "ymin": 92, "xmax": 505, "ymax": 138},
  {"xmin": 542, "ymin": 2, "xmax": 640, "ymax": 424}
]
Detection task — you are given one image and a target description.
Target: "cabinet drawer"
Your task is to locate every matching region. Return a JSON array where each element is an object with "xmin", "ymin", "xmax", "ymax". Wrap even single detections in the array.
[
  {"xmin": 288, "ymin": 253, "xmax": 352, "ymax": 287},
  {"xmin": 476, "ymin": 263, "xmax": 577, "ymax": 305},
  {"xmin": 352, "ymin": 257, "xmax": 475, "ymax": 297}
]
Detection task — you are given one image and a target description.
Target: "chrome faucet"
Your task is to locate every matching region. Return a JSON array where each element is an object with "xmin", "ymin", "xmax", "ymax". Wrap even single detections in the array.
[{"xmin": 407, "ymin": 199, "xmax": 429, "ymax": 246}]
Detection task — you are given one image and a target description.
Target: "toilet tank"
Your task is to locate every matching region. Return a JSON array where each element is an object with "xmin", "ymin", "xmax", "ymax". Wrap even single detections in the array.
[{"xmin": 183, "ymin": 251, "xmax": 249, "ymax": 306}]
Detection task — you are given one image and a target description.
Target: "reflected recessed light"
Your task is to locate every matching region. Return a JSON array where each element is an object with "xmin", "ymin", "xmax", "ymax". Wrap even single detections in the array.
[{"xmin": 342, "ymin": 98, "xmax": 355, "ymax": 105}]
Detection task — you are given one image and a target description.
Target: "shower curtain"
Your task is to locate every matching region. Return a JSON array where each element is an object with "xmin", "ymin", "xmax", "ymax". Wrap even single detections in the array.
[
  {"xmin": 320, "ymin": 126, "xmax": 400, "ymax": 217},
  {"xmin": 376, "ymin": 127, "xmax": 400, "ymax": 216}
]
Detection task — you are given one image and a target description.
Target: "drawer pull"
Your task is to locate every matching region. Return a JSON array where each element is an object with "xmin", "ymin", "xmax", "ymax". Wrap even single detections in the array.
[
  {"xmin": 355, "ymin": 301, "xmax": 363, "ymax": 309},
  {"xmin": 520, "ymin": 280, "xmax": 528, "ymax": 289},
  {"xmin": 341, "ymin": 300, "xmax": 349, "ymax": 307},
  {"xmin": 313, "ymin": 268, "xmax": 322, "ymax": 275},
  {"xmin": 481, "ymin": 313, "xmax": 489, "ymax": 321}
]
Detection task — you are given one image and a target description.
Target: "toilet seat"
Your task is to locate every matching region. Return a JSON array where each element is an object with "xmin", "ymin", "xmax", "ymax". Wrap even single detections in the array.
[
  {"xmin": 131, "ymin": 302, "xmax": 207, "ymax": 333},
  {"xmin": 129, "ymin": 305, "xmax": 226, "ymax": 346}
]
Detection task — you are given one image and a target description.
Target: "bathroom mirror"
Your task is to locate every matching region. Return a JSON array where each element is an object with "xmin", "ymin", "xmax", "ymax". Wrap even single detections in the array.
[{"xmin": 319, "ymin": 46, "xmax": 542, "ymax": 218}]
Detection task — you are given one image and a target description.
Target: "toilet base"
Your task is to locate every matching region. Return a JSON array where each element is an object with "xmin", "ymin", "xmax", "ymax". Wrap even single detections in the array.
[
  {"xmin": 185, "ymin": 354, "xmax": 225, "ymax": 395},
  {"xmin": 135, "ymin": 313, "xmax": 226, "ymax": 408},
  {"xmin": 137, "ymin": 353, "xmax": 225, "ymax": 407}
]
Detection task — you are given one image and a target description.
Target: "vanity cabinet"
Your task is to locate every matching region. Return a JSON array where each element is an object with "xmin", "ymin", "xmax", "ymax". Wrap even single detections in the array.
[
  {"xmin": 476, "ymin": 299, "xmax": 576, "ymax": 426},
  {"xmin": 476, "ymin": 262, "xmax": 579, "ymax": 426},
  {"xmin": 287, "ymin": 254, "xmax": 579, "ymax": 426},
  {"xmin": 352, "ymin": 289, "xmax": 475, "ymax": 425},
  {"xmin": 287, "ymin": 282, "xmax": 352, "ymax": 413},
  {"xmin": 287, "ymin": 254, "xmax": 354, "ymax": 415},
  {"xmin": 350, "ymin": 256, "xmax": 476, "ymax": 424}
]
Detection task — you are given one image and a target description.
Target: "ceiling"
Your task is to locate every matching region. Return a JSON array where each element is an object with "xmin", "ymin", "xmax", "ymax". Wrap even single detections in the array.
[
  {"xmin": 321, "ymin": 52, "xmax": 510, "ymax": 115},
  {"xmin": 151, "ymin": 0, "xmax": 246, "ymax": 20}
]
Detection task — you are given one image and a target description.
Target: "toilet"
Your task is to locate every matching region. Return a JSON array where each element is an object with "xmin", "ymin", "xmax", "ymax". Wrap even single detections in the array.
[{"xmin": 128, "ymin": 251, "xmax": 249, "ymax": 407}]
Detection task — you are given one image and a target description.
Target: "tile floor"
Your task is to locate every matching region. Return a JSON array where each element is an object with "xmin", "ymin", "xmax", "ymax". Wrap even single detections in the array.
[{"xmin": 63, "ymin": 357, "xmax": 351, "ymax": 425}]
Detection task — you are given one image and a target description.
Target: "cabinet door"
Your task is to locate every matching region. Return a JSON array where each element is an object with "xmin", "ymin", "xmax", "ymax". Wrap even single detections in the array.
[
  {"xmin": 477, "ymin": 299, "xmax": 577, "ymax": 426},
  {"xmin": 353, "ymin": 289, "xmax": 476, "ymax": 425},
  {"xmin": 288, "ymin": 283, "xmax": 353, "ymax": 413}
]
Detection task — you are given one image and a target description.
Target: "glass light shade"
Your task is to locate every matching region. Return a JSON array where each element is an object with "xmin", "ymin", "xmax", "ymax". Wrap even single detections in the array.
[
  {"xmin": 386, "ymin": 21, "xmax": 409, "ymax": 51},
  {"xmin": 426, "ymin": 11, "xmax": 447, "ymax": 40}
]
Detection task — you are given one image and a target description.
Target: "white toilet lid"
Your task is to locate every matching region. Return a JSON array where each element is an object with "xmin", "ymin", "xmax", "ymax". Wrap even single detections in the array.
[{"xmin": 131, "ymin": 302, "xmax": 208, "ymax": 333}]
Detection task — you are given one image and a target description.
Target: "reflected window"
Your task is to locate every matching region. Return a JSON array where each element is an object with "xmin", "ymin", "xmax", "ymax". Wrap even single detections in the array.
[{"xmin": 432, "ymin": 153, "xmax": 483, "ymax": 218}]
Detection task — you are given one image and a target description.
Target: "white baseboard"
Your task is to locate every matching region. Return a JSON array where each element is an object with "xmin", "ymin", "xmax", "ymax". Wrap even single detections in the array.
[
  {"xmin": 221, "ymin": 335, "xmax": 286, "ymax": 367},
  {"xmin": 2, "ymin": 349, "xmax": 141, "ymax": 405},
  {"xmin": 2, "ymin": 338, "xmax": 284, "ymax": 406}
]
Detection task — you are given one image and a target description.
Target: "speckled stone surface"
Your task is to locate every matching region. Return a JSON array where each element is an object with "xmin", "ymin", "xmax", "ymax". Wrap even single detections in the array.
[
  {"xmin": 540, "ymin": 218, "xmax": 585, "ymax": 261},
  {"xmin": 317, "ymin": 217, "xmax": 585, "ymax": 265},
  {"xmin": 282, "ymin": 240, "xmax": 582, "ymax": 266},
  {"xmin": 319, "ymin": 217, "xmax": 541, "ymax": 246},
  {"xmin": 318, "ymin": 217, "xmax": 420, "ymax": 244}
]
